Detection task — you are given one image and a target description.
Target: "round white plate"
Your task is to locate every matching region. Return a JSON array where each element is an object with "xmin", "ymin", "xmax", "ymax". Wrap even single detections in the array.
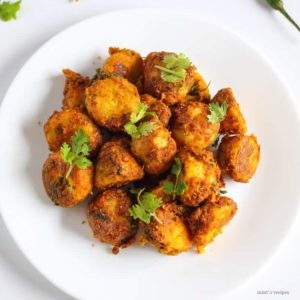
[{"xmin": 0, "ymin": 9, "xmax": 300, "ymax": 300}]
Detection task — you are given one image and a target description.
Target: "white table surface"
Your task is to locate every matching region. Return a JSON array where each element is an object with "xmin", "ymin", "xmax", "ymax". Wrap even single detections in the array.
[{"xmin": 0, "ymin": 0, "xmax": 299, "ymax": 299}]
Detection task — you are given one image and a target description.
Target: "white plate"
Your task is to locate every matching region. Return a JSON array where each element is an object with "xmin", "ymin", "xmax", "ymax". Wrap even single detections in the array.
[{"xmin": 0, "ymin": 9, "xmax": 300, "ymax": 300}]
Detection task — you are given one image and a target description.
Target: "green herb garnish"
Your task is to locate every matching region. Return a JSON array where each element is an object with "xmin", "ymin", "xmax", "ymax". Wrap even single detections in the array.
[
  {"xmin": 155, "ymin": 53, "xmax": 192, "ymax": 83},
  {"xmin": 208, "ymin": 102, "xmax": 228, "ymax": 124},
  {"xmin": 220, "ymin": 189, "xmax": 228, "ymax": 195},
  {"xmin": 163, "ymin": 158, "xmax": 186, "ymax": 199},
  {"xmin": 266, "ymin": 0, "xmax": 300, "ymax": 32},
  {"xmin": 0, "ymin": 0, "xmax": 21, "ymax": 21},
  {"xmin": 129, "ymin": 188, "xmax": 163, "ymax": 224},
  {"xmin": 124, "ymin": 103, "xmax": 158, "ymax": 139},
  {"xmin": 92, "ymin": 68, "xmax": 123, "ymax": 81},
  {"xmin": 61, "ymin": 129, "xmax": 92, "ymax": 178}
]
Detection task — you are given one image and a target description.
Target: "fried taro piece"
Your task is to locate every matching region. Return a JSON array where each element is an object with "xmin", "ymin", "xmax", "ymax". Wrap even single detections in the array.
[
  {"xmin": 172, "ymin": 101, "xmax": 220, "ymax": 154},
  {"xmin": 62, "ymin": 69, "xmax": 90, "ymax": 110},
  {"xmin": 141, "ymin": 94, "xmax": 171, "ymax": 127},
  {"xmin": 102, "ymin": 47, "xmax": 144, "ymax": 83},
  {"xmin": 44, "ymin": 108, "xmax": 102, "ymax": 157},
  {"xmin": 85, "ymin": 77, "xmax": 140, "ymax": 132},
  {"xmin": 217, "ymin": 134, "xmax": 260, "ymax": 183},
  {"xmin": 143, "ymin": 51, "xmax": 195, "ymax": 105},
  {"xmin": 177, "ymin": 149, "xmax": 222, "ymax": 207},
  {"xmin": 212, "ymin": 88, "xmax": 247, "ymax": 134},
  {"xmin": 94, "ymin": 138, "xmax": 144, "ymax": 189},
  {"xmin": 187, "ymin": 196, "xmax": 237, "ymax": 253},
  {"xmin": 42, "ymin": 152, "xmax": 93, "ymax": 207},
  {"xmin": 141, "ymin": 203, "xmax": 192, "ymax": 255},
  {"xmin": 186, "ymin": 72, "xmax": 211, "ymax": 103},
  {"xmin": 131, "ymin": 119, "xmax": 177, "ymax": 175},
  {"xmin": 87, "ymin": 189, "xmax": 138, "ymax": 254}
]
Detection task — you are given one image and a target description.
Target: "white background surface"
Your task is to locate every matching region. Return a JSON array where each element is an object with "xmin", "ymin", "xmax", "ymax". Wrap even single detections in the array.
[{"xmin": 0, "ymin": 0, "xmax": 299, "ymax": 300}]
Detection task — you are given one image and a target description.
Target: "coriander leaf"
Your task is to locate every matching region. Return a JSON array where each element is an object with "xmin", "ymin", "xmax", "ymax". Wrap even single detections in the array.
[
  {"xmin": 145, "ymin": 111, "xmax": 157, "ymax": 117},
  {"xmin": 60, "ymin": 129, "xmax": 92, "ymax": 178},
  {"xmin": 163, "ymin": 53, "xmax": 191, "ymax": 69},
  {"xmin": 163, "ymin": 54, "xmax": 179, "ymax": 68},
  {"xmin": 155, "ymin": 65, "xmax": 186, "ymax": 82},
  {"xmin": 129, "ymin": 189, "xmax": 162, "ymax": 224},
  {"xmin": 62, "ymin": 143, "xmax": 76, "ymax": 163},
  {"xmin": 220, "ymin": 189, "xmax": 227, "ymax": 194},
  {"xmin": 176, "ymin": 53, "xmax": 192, "ymax": 69},
  {"xmin": 163, "ymin": 157, "xmax": 186, "ymax": 200},
  {"xmin": 124, "ymin": 104, "xmax": 158, "ymax": 139},
  {"xmin": 130, "ymin": 103, "xmax": 149, "ymax": 123},
  {"xmin": 154, "ymin": 52, "xmax": 192, "ymax": 83},
  {"xmin": 74, "ymin": 156, "xmax": 92, "ymax": 169},
  {"xmin": 61, "ymin": 143, "xmax": 71, "ymax": 162},
  {"xmin": 0, "ymin": 0, "xmax": 21, "ymax": 22},
  {"xmin": 81, "ymin": 143, "xmax": 92, "ymax": 156},
  {"xmin": 163, "ymin": 181, "xmax": 174, "ymax": 195},
  {"xmin": 161, "ymin": 73, "xmax": 180, "ymax": 83},
  {"xmin": 136, "ymin": 121, "xmax": 158, "ymax": 137},
  {"xmin": 141, "ymin": 192, "xmax": 162, "ymax": 213},
  {"xmin": 71, "ymin": 129, "xmax": 89, "ymax": 154},
  {"xmin": 160, "ymin": 68, "xmax": 185, "ymax": 83},
  {"xmin": 208, "ymin": 102, "xmax": 228, "ymax": 124},
  {"xmin": 171, "ymin": 157, "xmax": 182, "ymax": 177},
  {"xmin": 129, "ymin": 204, "xmax": 151, "ymax": 224},
  {"xmin": 176, "ymin": 181, "xmax": 186, "ymax": 196},
  {"xmin": 124, "ymin": 123, "xmax": 139, "ymax": 138},
  {"xmin": 129, "ymin": 103, "xmax": 157, "ymax": 124}
]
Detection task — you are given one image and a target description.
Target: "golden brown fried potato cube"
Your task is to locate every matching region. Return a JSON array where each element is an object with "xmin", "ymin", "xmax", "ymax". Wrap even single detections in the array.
[
  {"xmin": 44, "ymin": 109, "xmax": 102, "ymax": 157},
  {"xmin": 172, "ymin": 102, "xmax": 220, "ymax": 154},
  {"xmin": 62, "ymin": 69, "xmax": 90, "ymax": 110},
  {"xmin": 85, "ymin": 77, "xmax": 140, "ymax": 131},
  {"xmin": 131, "ymin": 119, "xmax": 177, "ymax": 175},
  {"xmin": 194, "ymin": 72, "xmax": 211, "ymax": 102},
  {"xmin": 212, "ymin": 88, "xmax": 247, "ymax": 134},
  {"xmin": 102, "ymin": 47, "xmax": 143, "ymax": 83},
  {"xmin": 87, "ymin": 189, "xmax": 138, "ymax": 254},
  {"xmin": 187, "ymin": 197, "xmax": 237, "ymax": 253},
  {"xmin": 141, "ymin": 203, "xmax": 192, "ymax": 255},
  {"xmin": 186, "ymin": 72, "xmax": 211, "ymax": 103},
  {"xmin": 141, "ymin": 94, "xmax": 171, "ymax": 127},
  {"xmin": 42, "ymin": 152, "xmax": 93, "ymax": 207},
  {"xmin": 143, "ymin": 52, "xmax": 195, "ymax": 106},
  {"xmin": 178, "ymin": 149, "xmax": 222, "ymax": 207},
  {"xmin": 94, "ymin": 138, "xmax": 144, "ymax": 189},
  {"xmin": 217, "ymin": 134, "xmax": 260, "ymax": 183}
]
